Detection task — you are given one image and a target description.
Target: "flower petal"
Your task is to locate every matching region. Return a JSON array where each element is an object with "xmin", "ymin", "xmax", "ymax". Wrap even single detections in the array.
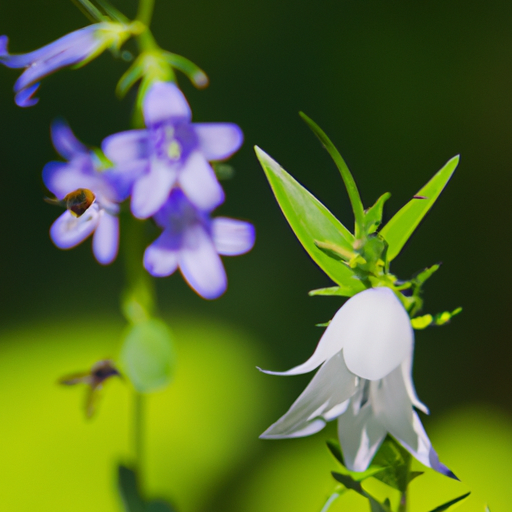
[
  {"xmin": 144, "ymin": 231, "xmax": 180, "ymax": 277},
  {"xmin": 143, "ymin": 81, "xmax": 191, "ymax": 127},
  {"xmin": 178, "ymin": 223, "xmax": 226, "ymax": 299},
  {"xmin": 42, "ymin": 161, "xmax": 96, "ymax": 199},
  {"xmin": 369, "ymin": 365, "xmax": 456, "ymax": 478},
  {"xmin": 401, "ymin": 353, "xmax": 429, "ymax": 414},
  {"xmin": 50, "ymin": 208, "xmax": 99, "ymax": 249},
  {"xmin": 131, "ymin": 159, "xmax": 176, "ymax": 219},
  {"xmin": 260, "ymin": 352, "xmax": 358, "ymax": 439},
  {"xmin": 179, "ymin": 152, "xmax": 225, "ymax": 211},
  {"xmin": 102, "ymin": 130, "xmax": 149, "ymax": 164},
  {"xmin": 51, "ymin": 120, "xmax": 88, "ymax": 160},
  {"xmin": 92, "ymin": 211, "xmax": 118, "ymax": 265},
  {"xmin": 212, "ymin": 217, "xmax": 255, "ymax": 255},
  {"xmin": 193, "ymin": 123, "xmax": 243, "ymax": 161},
  {"xmin": 337, "ymin": 401, "xmax": 387, "ymax": 472},
  {"xmin": 14, "ymin": 83, "xmax": 40, "ymax": 107},
  {"xmin": 341, "ymin": 288, "xmax": 413, "ymax": 380},
  {"xmin": 259, "ymin": 297, "xmax": 362, "ymax": 376}
]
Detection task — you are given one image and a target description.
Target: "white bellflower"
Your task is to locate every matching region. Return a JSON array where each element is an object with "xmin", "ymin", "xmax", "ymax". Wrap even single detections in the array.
[{"xmin": 260, "ymin": 288, "xmax": 455, "ymax": 478}]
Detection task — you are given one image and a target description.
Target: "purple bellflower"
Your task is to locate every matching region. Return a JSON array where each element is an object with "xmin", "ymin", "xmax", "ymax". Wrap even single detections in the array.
[
  {"xmin": 43, "ymin": 121, "xmax": 134, "ymax": 265},
  {"xmin": 102, "ymin": 81, "xmax": 243, "ymax": 219},
  {"xmin": 143, "ymin": 188, "xmax": 255, "ymax": 299},
  {"xmin": 0, "ymin": 22, "xmax": 134, "ymax": 107},
  {"xmin": 260, "ymin": 288, "xmax": 456, "ymax": 479}
]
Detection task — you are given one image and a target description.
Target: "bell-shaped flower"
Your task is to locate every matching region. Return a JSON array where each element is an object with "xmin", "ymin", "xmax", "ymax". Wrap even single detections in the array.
[
  {"xmin": 143, "ymin": 188, "xmax": 254, "ymax": 299},
  {"xmin": 0, "ymin": 22, "xmax": 134, "ymax": 107},
  {"xmin": 43, "ymin": 121, "xmax": 135, "ymax": 265},
  {"xmin": 102, "ymin": 81, "xmax": 243, "ymax": 219},
  {"xmin": 260, "ymin": 287, "xmax": 455, "ymax": 478}
]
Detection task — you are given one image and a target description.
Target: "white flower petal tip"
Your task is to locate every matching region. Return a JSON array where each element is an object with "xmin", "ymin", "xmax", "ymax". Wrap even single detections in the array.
[
  {"xmin": 256, "ymin": 366, "xmax": 289, "ymax": 376},
  {"xmin": 338, "ymin": 288, "xmax": 413, "ymax": 380},
  {"xmin": 259, "ymin": 419, "xmax": 326, "ymax": 439}
]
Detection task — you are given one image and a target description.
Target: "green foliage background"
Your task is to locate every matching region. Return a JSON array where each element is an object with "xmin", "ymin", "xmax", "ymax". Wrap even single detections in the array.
[{"xmin": 0, "ymin": 1, "xmax": 511, "ymax": 510}]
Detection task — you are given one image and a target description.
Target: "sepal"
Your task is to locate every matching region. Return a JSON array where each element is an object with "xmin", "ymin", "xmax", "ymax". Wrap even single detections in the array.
[
  {"xmin": 364, "ymin": 192, "xmax": 391, "ymax": 234},
  {"xmin": 427, "ymin": 492, "xmax": 471, "ymax": 512}
]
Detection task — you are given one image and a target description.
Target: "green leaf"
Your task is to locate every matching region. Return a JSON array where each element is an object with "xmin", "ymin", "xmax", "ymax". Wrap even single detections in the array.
[
  {"xmin": 120, "ymin": 319, "xmax": 175, "ymax": 393},
  {"xmin": 146, "ymin": 500, "xmax": 176, "ymax": 512},
  {"xmin": 364, "ymin": 193, "xmax": 391, "ymax": 234},
  {"xmin": 380, "ymin": 155, "xmax": 459, "ymax": 261},
  {"xmin": 414, "ymin": 263, "xmax": 441, "ymax": 286},
  {"xmin": 331, "ymin": 472, "xmax": 365, "ymax": 495},
  {"xmin": 327, "ymin": 439, "xmax": 344, "ymax": 465},
  {"xmin": 255, "ymin": 146, "xmax": 365, "ymax": 291},
  {"xmin": 299, "ymin": 112, "xmax": 365, "ymax": 236},
  {"xmin": 309, "ymin": 285, "xmax": 360, "ymax": 297},
  {"xmin": 164, "ymin": 51, "xmax": 209, "ymax": 88},
  {"xmin": 118, "ymin": 465, "xmax": 145, "ymax": 512},
  {"xmin": 370, "ymin": 437, "xmax": 410, "ymax": 492},
  {"xmin": 427, "ymin": 492, "xmax": 471, "ymax": 512}
]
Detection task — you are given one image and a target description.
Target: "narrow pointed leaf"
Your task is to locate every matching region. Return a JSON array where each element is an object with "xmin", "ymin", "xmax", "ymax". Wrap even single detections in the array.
[
  {"xmin": 380, "ymin": 156, "xmax": 459, "ymax": 261},
  {"xmin": 414, "ymin": 264, "xmax": 441, "ymax": 286},
  {"xmin": 299, "ymin": 112, "xmax": 365, "ymax": 235},
  {"xmin": 364, "ymin": 193, "xmax": 391, "ymax": 234},
  {"xmin": 256, "ymin": 146, "xmax": 364, "ymax": 290},
  {"xmin": 327, "ymin": 439, "xmax": 344, "ymax": 465},
  {"xmin": 309, "ymin": 285, "xmax": 360, "ymax": 298},
  {"xmin": 118, "ymin": 465, "xmax": 145, "ymax": 512},
  {"xmin": 428, "ymin": 492, "xmax": 471, "ymax": 512}
]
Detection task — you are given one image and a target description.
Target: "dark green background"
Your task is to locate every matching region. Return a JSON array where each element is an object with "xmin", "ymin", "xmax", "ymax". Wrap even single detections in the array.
[{"xmin": 0, "ymin": 0, "xmax": 510, "ymax": 484}]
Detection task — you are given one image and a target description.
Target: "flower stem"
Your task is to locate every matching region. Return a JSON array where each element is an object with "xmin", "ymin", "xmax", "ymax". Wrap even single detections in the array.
[
  {"xmin": 136, "ymin": 0, "xmax": 156, "ymax": 26},
  {"xmin": 398, "ymin": 451, "xmax": 412, "ymax": 512},
  {"xmin": 320, "ymin": 491, "xmax": 342, "ymax": 512},
  {"xmin": 133, "ymin": 391, "xmax": 145, "ymax": 477}
]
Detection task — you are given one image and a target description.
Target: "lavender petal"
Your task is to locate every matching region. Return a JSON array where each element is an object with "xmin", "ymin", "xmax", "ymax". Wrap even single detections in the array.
[
  {"xmin": 212, "ymin": 217, "xmax": 255, "ymax": 255},
  {"xmin": 179, "ymin": 152, "xmax": 225, "ymax": 211},
  {"xmin": 50, "ymin": 208, "xmax": 99, "ymax": 249},
  {"xmin": 143, "ymin": 81, "xmax": 191, "ymax": 127},
  {"xmin": 131, "ymin": 159, "xmax": 177, "ymax": 219},
  {"xmin": 144, "ymin": 231, "xmax": 180, "ymax": 277},
  {"xmin": 92, "ymin": 211, "xmax": 119, "ymax": 265},
  {"xmin": 179, "ymin": 223, "xmax": 227, "ymax": 299},
  {"xmin": 194, "ymin": 123, "xmax": 243, "ymax": 161}
]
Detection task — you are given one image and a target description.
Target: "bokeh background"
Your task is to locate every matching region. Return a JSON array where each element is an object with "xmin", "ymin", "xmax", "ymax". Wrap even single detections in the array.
[{"xmin": 1, "ymin": 0, "xmax": 511, "ymax": 510}]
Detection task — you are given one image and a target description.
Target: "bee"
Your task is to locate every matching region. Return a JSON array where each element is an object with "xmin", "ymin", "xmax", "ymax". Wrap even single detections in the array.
[
  {"xmin": 59, "ymin": 359, "xmax": 121, "ymax": 418},
  {"xmin": 45, "ymin": 188, "xmax": 96, "ymax": 217}
]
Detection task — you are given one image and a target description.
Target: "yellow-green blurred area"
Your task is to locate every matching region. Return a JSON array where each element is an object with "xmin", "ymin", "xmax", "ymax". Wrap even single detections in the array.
[
  {"xmin": 1, "ymin": 0, "xmax": 512, "ymax": 511},
  {"xmin": 0, "ymin": 318, "xmax": 511, "ymax": 511}
]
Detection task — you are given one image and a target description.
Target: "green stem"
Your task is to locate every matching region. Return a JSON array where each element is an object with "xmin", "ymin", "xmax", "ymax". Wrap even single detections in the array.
[
  {"xmin": 133, "ymin": 391, "xmax": 145, "ymax": 476},
  {"xmin": 136, "ymin": 0, "xmax": 156, "ymax": 26},
  {"xmin": 398, "ymin": 452, "xmax": 412, "ymax": 512},
  {"xmin": 320, "ymin": 491, "xmax": 342, "ymax": 512}
]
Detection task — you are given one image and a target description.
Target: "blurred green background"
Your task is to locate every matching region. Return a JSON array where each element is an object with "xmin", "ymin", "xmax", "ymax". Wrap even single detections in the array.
[{"xmin": 1, "ymin": 0, "xmax": 511, "ymax": 510}]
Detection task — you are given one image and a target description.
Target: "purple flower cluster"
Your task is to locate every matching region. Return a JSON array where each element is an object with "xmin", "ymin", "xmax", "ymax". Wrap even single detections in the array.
[{"xmin": 43, "ymin": 82, "xmax": 254, "ymax": 299}]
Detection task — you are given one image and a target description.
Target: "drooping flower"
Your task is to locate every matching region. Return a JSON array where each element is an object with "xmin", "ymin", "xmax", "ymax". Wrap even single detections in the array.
[
  {"xmin": 43, "ymin": 120, "xmax": 135, "ymax": 265},
  {"xmin": 260, "ymin": 287, "xmax": 455, "ymax": 478},
  {"xmin": 0, "ymin": 22, "xmax": 135, "ymax": 107},
  {"xmin": 102, "ymin": 81, "xmax": 243, "ymax": 219},
  {"xmin": 143, "ymin": 188, "xmax": 255, "ymax": 299}
]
